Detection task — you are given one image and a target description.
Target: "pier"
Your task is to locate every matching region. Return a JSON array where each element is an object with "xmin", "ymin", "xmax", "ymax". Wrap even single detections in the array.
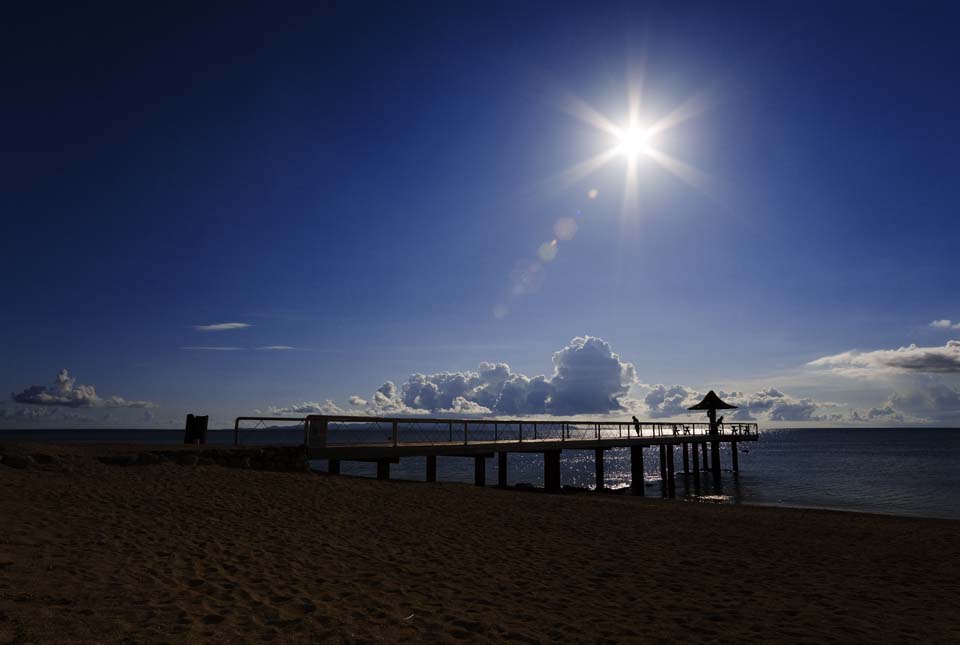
[{"xmin": 233, "ymin": 413, "xmax": 759, "ymax": 495}]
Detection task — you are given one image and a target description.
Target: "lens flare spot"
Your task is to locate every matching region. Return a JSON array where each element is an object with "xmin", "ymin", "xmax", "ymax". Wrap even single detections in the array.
[
  {"xmin": 493, "ymin": 304, "xmax": 508, "ymax": 319},
  {"xmin": 587, "ymin": 188, "xmax": 599, "ymax": 200},
  {"xmin": 538, "ymin": 241, "xmax": 558, "ymax": 262},
  {"xmin": 510, "ymin": 260, "xmax": 544, "ymax": 295},
  {"xmin": 554, "ymin": 217, "xmax": 578, "ymax": 241}
]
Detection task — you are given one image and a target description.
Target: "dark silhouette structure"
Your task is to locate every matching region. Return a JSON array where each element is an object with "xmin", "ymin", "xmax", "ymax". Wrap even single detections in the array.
[
  {"xmin": 688, "ymin": 390, "xmax": 738, "ymax": 483},
  {"xmin": 183, "ymin": 414, "xmax": 208, "ymax": 444},
  {"xmin": 232, "ymin": 411, "xmax": 758, "ymax": 497}
]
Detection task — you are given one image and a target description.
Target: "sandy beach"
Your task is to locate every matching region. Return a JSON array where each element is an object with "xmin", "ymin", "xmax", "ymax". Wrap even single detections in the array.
[{"xmin": 1, "ymin": 444, "xmax": 958, "ymax": 643}]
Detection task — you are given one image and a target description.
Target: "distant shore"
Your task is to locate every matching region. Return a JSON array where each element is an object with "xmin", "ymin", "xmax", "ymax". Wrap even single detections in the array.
[{"xmin": 1, "ymin": 443, "xmax": 958, "ymax": 643}]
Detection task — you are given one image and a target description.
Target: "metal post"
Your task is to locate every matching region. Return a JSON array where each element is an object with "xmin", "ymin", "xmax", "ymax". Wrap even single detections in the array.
[
  {"xmin": 463, "ymin": 422, "xmax": 468, "ymax": 445},
  {"xmin": 518, "ymin": 422, "xmax": 523, "ymax": 442},
  {"xmin": 448, "ymin": 421, "xmax": 453, "ymax": 442},
  {"xmin": 659, "ymin": 445, "xmax": 667, "ymax": 481},
  {"xmin": 392, "ymin": 420, "xmax": 398, "ymax": 447},
  {"xmin": 494, "ymin": 423, "xmax": 498, "ymax": 442}
]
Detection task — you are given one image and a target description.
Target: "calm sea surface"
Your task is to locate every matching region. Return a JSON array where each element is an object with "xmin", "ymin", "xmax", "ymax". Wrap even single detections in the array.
[{"xmin": 2, "ymin": 427, "xmax": 958, "ymax": 520}]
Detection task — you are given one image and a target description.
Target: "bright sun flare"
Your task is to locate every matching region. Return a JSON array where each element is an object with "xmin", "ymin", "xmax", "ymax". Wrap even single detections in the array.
[
  {"xmin": 617, "ymin": 126, "xmax": 648, "ymax": 158},
  {"xmin": 549, "ymin": 76, "xmax": 719, "ymax": 218}
]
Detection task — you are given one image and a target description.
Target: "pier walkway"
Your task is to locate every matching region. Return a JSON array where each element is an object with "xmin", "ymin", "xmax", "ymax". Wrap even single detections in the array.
[{"xmin": 234, "ymin": 415, "xmax": 759, "ymax": 494}]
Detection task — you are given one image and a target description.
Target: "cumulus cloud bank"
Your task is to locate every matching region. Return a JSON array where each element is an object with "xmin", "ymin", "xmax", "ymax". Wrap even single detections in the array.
[
  {"xmin": 809, "ymin": 340, "xmax": 960, "ymax": 376},
  {"xmin": 347, "ymin": 336, "xmax": 637, "ymax": 416},
  {"xmin": 12, "ymin": 369, "xmax": 156, "ymax": 409},
  {"xmin": 642, "ymin": 384, "xmax": 825, "ymax": 422}
]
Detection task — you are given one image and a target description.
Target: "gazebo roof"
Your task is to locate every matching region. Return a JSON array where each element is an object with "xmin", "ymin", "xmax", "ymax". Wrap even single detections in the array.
[{"xmin": 687, "ymin": 390, "xmax": 738, "ymax": 411}]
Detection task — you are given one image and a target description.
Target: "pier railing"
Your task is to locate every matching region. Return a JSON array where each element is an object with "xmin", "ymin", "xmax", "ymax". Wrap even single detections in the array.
[{"xmin": 233, "ymin": 415, "xmax": 757, "ymax": 447}]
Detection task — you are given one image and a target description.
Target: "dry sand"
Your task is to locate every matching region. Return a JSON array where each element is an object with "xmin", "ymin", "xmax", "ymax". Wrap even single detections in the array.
[{"xmin": 1, "ymin": 444, "xmax": 958, "ymax": 643}]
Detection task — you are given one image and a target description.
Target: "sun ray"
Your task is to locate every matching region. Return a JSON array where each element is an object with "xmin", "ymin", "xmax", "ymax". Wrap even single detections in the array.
[
  {"xmin": 644, "ymin": 145, "xmax": 726, "ymax": 205},
  {"xmin": 646, "ymin": 80, "xmax": 723, "ymax": 138},
  {"xmin": 551, "ymin": 88, "xmax": 623, "ymax": 138},
  {"xmin": 539, "ymin": 146, "xmax": 621, "ymax": 194}
]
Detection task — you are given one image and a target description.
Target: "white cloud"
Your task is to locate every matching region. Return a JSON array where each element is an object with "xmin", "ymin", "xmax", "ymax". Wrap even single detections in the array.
[
  {"xmin": 268, "ymin": 400, "xmax": 345, "ymax": 415},
  {"xmin": 11, "ymin": 369, "xmax": 156, "ymax": 409},
  {"xmin": 809, "ymin": 340, "xmax": 960, "ymax": 376},
  {"xmin": 643, "ymin": 384, "xmax": 702, "ymax": 417},
  {"xmin": 194, "ymin": 322, "xmax": 252, "ymax": 332},
  {"xmin": 255, "ymin": 346, "xmax": 302, "ymax": 351},
  {"xmin": 931, "ymin": 320, "xmax": 960, "ymax": 330},
  {"xmin": 886, "ymin": 385, "xmax": 960, "ymax": 421},
  {"xmin": 722, "ymin": 388, "xmax": 822, "ymax": 422},
  {"xmin": 639, "ymin": 384, "xmax": 827, "ymax": 422}
]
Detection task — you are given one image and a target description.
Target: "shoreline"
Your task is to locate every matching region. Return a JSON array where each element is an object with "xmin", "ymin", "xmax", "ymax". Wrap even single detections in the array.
[
  {"xmin": 4, "ymin": 441, "xmax": 960, "ymax": 521},
  {"xmin": 2, "ymin": 442, "xmax": 959, "ymax": 642}
]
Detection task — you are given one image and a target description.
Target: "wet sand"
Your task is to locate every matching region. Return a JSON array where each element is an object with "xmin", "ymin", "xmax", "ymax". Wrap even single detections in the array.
[{"xmin": 1, "ymin": 444, "xmax": 958, "ymax": 643}]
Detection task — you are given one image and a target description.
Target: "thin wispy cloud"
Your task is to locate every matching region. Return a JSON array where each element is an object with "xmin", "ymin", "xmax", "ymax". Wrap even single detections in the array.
[
  {"xmin": 193, "ymin": 322, "xmax": 252, "ymax": 332},
  {"xmin": 255, "ymin": 346, "xmax": 307, "ymax": 351},
  {"xmin": 808, "ymin": 340, "xmax": 960, "ymax": 376},
  {"xmin": 180, "ymin": 346, "xmax": 245, "ymax": 351}
]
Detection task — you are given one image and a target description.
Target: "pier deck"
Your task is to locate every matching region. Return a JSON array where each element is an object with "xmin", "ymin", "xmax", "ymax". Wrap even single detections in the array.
[{"xmin": 234, "ymin": 415, "xmax": 758, "ymax": 494}]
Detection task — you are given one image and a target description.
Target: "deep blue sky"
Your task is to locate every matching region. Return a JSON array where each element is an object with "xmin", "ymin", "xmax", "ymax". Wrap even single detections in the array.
[{"xmin": 3, "ymin": 2, "xmax": 959, "ymax": 427}]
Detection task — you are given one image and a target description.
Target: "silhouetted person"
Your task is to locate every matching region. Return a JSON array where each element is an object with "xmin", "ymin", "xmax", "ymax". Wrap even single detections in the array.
[
  {"xmin": 717, "ymin": 415, "xmax": 724, "ymax": 433},
  {"xmin": 632, "ymin": 415, "xmax": 641, "ymax": 437}
]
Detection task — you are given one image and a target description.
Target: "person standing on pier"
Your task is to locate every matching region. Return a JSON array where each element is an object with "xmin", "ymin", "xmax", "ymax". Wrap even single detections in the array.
[{"xmin": 632, "ymin": 415, "xmax": 641, "ymax": 437}]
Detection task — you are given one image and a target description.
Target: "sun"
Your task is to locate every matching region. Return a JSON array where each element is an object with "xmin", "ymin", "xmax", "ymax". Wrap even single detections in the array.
[
  {"xmin": 617, "ymin": 126, "xmax": 648, "ymax": 158},
  {"xmin": 546, "ymin": 75, "xmax": 720, "ymax": 217}
]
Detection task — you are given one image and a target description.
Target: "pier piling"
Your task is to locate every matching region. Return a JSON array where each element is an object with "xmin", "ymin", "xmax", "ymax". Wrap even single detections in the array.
[
  {"xmin": 692, "ymin": 441, "xmax": 701, "ymax": 488},
  {"xmin": 474, "ymin": 455, "xmax": 486, "ymax": 486},
  {"xmin": 666, "ymin": 446, "xmax": 676, "ymax": 497},
  {"xmin": 630, "ymin": 446, "xmax": 645, "ymax": 495},
  {"xmin": 659, "ymin": 445, "xmax": 667, "ymax": 482},
  {"xmin": 682, "ymin": 443, "xmax": 690, "ymax": 473},
  {"xmin": 376, "ymin": 459, "xmax": 390, "ymax": 480},
  {"xmin": 595, "ymin": 448, "xmax": 605, "ymax": 491},
  {"xmin": 497, "ymin": 451, "xmax": 508, "ymax": 487},
  {"xmin": 328, "ymin": 459, "xmax": 340, "ymax": 475},
  {"xmin": 426, "ymin": 455, "xmax": 437, "ymax": 482},
  {"xmin": 544, "ymin": 451, "xmax": 561, "ymax": 493},
  {"xmin": 731, "ymin": 442, "xmax": 739, "ymax": 472}
]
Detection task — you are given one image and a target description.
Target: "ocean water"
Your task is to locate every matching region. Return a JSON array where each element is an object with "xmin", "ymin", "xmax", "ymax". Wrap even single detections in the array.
[{"xmin": 2, "ymin": 427, "xmax": 958, "ymax": 520}]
